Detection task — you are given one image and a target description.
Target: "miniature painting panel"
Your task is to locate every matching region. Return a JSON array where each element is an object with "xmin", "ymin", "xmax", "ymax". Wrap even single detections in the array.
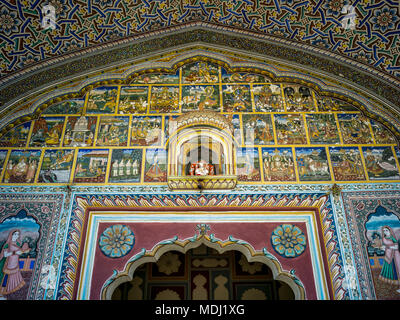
[
  {"xmin": 329, "ymin": 147, "xmax": 365, "ymax": 181},
  {"xmin": 370, "ymin": 120, "xmax": 397, "ymax": 144},
  {"xmin": 182, "ymin": 62, "xmax": 219, "ymax": 84},
  {"xmin": 73, "ymin": 149, "xmax": 109, "ymax": 183},
  {"xmin": 38, "ymin": 149, "xmax": 75, "ymax": 183},
  {"xmin": 283, "ymin": 84, "xmax": 315, "ymax": 112},
  {"xmin": 242, "ymin": 114, "xmax": 274, "ymax": 145},
  {"xmin": 63, "ymin": 116, "xmax": 97, "ymax": 147},
  {"xmin": 109, "ymin": 149, "xmax": 142, "ymax": 183},
  {"xmin": 131, "ymin": 116, "xmax": 162, "ymax": 146},
  {"xmin": 42, "ymin": 98, "xmax": 84, "ymax": 115},
  {"xmin": 253, "ymin": 84, "xmax": 285, "ymax": 112},
  {"xmin": 0, "ymin": 122, "xmax": 31, "ymax": 147},
  {"xmin": 29, "ymin": 117, "xmax": 64, "ymax": 147},
  {"xmin": 118, "ymin": 86, "xmax": 149, "ymax": 114},
  {"xmin": 221, "ymin": 68, "xmax": 267, "ymax": 83},
  {"xmin": 274, "ymin": 114, "xmax": 307, "ymax": 144},
  {"xmin": 317, "ymin": 97, "xmax": 359, "ymax": 112},
  {"xmin": 338, "ymin": 114, "xmax": 373, "ymax": 144},
  {"xmin": 364, "ymin": 206, "xmax": 400, "ymax": 299},
  {"xmin": 144, "ymin": 148, "xmax": 167, "ymax": 182},
  {"xmin": 86, "ymin": 86, "xmax": 118, "ymax": 114},
  {"xmin": 96, "ymin": 116, "xmax": 129, "ymax": 146},
  {"xmin": 0, "ymin": 210, "xmax": 40, "ymax": 299},
  {"xmin": 130, "ymin": 72, "xmax": 179, "ymax": 84},
  {"xmin": 236, "ymin": 148, "xmax": 261, "ymax": 182},
  {"xmin": 222, "ymin": 85, "xmax": 252, "ymax": 112},
  {"xmin": 306, "ymin": 114, "xmax": 340, "ymax": 144},
  {"xmin": 3, "ymin": 150, "xmax": 41, "ymax": 183},
  {"xmin": 262, "ymin": 147, "xmax": 296, "ymax": 182},
  {"xmin": 362, "ymin": 147, "xmax": 400, "ymax": 180},
  {"xmin": 181, "ymin": 85, "xmax": 220, "ymax": 112},
  {"xmin": 149, "ymin": 86, "xmax": 179, "ymax": 113},
  {"xmin": 296, "ymin": 147, "xmax": 331, "ymax": 181}
]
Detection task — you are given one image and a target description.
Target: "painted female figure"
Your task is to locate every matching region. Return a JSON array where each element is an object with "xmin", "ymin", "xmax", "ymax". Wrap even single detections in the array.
[
  {"xmin": 0, "ymin": 229, "xmax": 30, "ymax": 296},
  {"xmin": 378, "ymin": 226, "xmax": 400, "ymax": 292}
]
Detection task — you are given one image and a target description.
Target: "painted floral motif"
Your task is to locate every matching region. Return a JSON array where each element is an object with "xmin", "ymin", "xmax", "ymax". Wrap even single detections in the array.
[
  {"xmin": 371, "ymin": 6, "xmax": 399, "ymax": 33},
  {"xmin": 156, "ymin": 252, "xmax": 182, "ymax": 275},
  {"xmin": 99, "ymin": 224, "xmax": 135, "ymax": 258},
  {"xmin": 271, "ymin": 224, "xmax": 306, "ymax": 258}
]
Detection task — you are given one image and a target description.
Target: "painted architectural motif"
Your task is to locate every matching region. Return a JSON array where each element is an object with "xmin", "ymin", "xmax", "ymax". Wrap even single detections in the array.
[{"xmin": 0, "ymin": 53, "xmax": 399, "ymax": 302}]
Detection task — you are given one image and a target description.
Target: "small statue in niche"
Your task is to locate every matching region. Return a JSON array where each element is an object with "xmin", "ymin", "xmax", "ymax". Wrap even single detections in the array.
[{"xmin": 189, "ymin": 160, "xmax": 215, "ymax": 176}]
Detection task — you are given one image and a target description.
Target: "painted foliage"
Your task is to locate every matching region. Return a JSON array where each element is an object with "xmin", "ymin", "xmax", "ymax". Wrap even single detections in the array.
[{"xmin": 43, "ymin": 99, "xmax": 84, "ymax": 115}]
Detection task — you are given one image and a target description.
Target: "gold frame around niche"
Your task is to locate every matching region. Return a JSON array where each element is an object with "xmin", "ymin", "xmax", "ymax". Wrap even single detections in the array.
[{"xmin": 167, "ymin": 111, "xmax": 238, "ymax": 190}]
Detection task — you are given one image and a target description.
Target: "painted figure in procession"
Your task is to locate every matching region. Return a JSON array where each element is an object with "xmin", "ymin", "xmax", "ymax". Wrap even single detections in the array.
[
  {"xmin": 222, "ymin": 85, "xmax": 252, "ymax": 112},
  {"xmin": 283, "ymin": 85, "xmax": 315, "ymax": 112},
  {"xmin": 0, "ymin": 210, "xmax": 40, "ymax": 300},
  {"xmin": 29, "ymin": 117, "xmax": 64, "ymax": 147},
  {"xmin": 316, "ymin": 97, "xmax": 359, "ymax": 112},
  {"xmin": 365, "ymin": 206, "xmax": 400, "ymax": 298},
  {"xmin": 329, "ymin": 147, "xmax": 365, "ymax": 181},
  {"xmin": 130, "ymin": 72, "xmax": 179, "ymax": 84},
  {"xmin": 3, "ymin": 150, "xmax": 41, "ymax": 183},
  {"xmin": 338, "ymin": 114, "xmax": 373, "ymax": 144},
  {"xmin": 296, "ymin": 147, "xmax": 331, "ymax": 181},
  {"xmin": 131, "ymin": 116, "xmax": 162, "ymax": 146},
  {"xmin": 236, "ymin": 148, "xmax": 261, "ymax": 181},
  {"xmin": 63, "ymin": 116, "xmax": 97, "ymax": 147},
  {"xmin": 262, "ymin": 148, "xmax": 296, "ymax": 181},
  {"xmin": 370, "ymin": 120, "xmax": 397, "ymax": 144},
  {"xmin": 86, "ymin": 86, "xmax": 118, "ymax": 113},
  {"xmin": 274, "ymin": 114, "xmax": 307, "ymax": 144},
  {"xmin": 221, "ymin": 68, "xmax": 267, "ymax": 83},
  {"xmin": 42, "ymin": 99, "xmax": 84, "ymax": 115},
  {"xmin": 181, "ymin": 85, "xmax": 220, "ymax": 112},
  {"xmin": 362, "ymin": 147, "xmax": 400, "ymax": 180},
  {"xmin": 38, "ymin": 149, "xmax": 75, "ymax": 183},
  {"xmin": 306, "ymin": 114, "xmax": 340, "ymax": 144},
  {"xmin": 150, "ymin": 86, "xmax": 179, "ymax": 113},
  {"xmin": 0, "ymin": 122, "xmax": 31, "ymax": 147},
  {"xmin": 96, "ymin": 116, "xmax": 129, "ymax": 146},
  {"xmin": 109, "ymin": 149, "xmax": 142, "ymax": 183},
  {"xmin": 74, "ymin": 149, "xmax": 109, "ymax": 183},
  {"xmin": 118, "ymin": 86, "xmax": 148, "ymax": 114},
  {"xmin": 144, "ymin": 149, "xmax": 167, "ymax": 182},
  {"xmin": 242, "ymin": 114, "xmax": 274, "ymax": 145},
  {"xmin": 182, "ymin": 62, "xmax": 219, "ymax": 83},
  {"xmin": 253, "ymin": 84, "xmax": 285, "ymax": 112}
]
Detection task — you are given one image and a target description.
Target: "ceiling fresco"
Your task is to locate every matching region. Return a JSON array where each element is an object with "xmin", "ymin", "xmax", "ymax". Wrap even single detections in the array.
[{"xmin": 0, "ymin": 0, "xmax": 399, "ymax": 84}]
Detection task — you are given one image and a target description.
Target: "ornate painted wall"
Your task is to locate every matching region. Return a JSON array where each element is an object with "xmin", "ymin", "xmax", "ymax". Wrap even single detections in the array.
[{"xmin": 0, "ymin": 46, "xmax": 399, "ymax": 300}]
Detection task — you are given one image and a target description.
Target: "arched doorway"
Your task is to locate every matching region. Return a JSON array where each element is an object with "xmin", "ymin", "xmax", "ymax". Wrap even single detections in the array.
[{"xmin": 111, "ymin": 244, "xmax": 294, "ymax": 300}]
